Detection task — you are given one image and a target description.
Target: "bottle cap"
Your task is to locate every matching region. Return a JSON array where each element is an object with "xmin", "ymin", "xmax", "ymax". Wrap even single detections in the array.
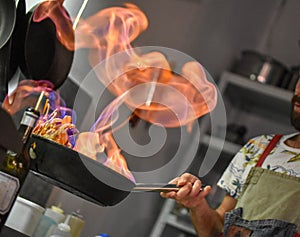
[
  {"xmin": 96, "ymin": 234, "xmax": 110, "ymax": 237},
  {"xmin": 45, "ymin": 205, "xmax": 65, "ymax": 224},
  {"xmin": 57, "ymin": 222, "xmax": 71, "ymax": 233},
  {"xmin": 50, "ymin": 215, "xmax": 71, "ymax": 237},
  {"xmin": 51, "ymin": 205, "xmax": 64, "ymax": 214},
  {"xmin": 71, "ymin": 209, "xmax": 83, "ymax": 219}
]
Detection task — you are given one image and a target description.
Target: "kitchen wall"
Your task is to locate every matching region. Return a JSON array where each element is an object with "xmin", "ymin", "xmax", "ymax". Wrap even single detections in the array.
[
  {"xmin": 66, "ymin": 0, "xmax": 300, "ymax": 82},
  {"xmin": 24, "ymin": 0, "xmax": 300, "ymax": 236}
]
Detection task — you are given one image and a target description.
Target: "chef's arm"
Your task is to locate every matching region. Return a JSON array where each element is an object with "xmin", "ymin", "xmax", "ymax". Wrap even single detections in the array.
[
  {"xmin": 160, "ymin": 173, "xmax": 237, "ymax": 237},
  {"xmin": 190, "ymin": 194, "xmax": 237, "ymax": 237}
]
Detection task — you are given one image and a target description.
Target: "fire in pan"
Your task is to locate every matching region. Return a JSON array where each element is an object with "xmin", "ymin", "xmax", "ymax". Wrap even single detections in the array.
[{"xmin": 27, "ymin": 135, "xmax": 186, "ymax": 206}]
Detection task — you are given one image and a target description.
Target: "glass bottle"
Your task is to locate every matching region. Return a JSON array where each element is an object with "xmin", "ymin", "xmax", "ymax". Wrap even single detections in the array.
[{"xmin": 0, "ymin": 92, "xmax": 43, "ymax": 230}]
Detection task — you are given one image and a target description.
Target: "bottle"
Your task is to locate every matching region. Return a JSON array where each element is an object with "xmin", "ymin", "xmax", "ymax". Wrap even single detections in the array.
[
  {"xmin": 94, "ymin": 233, "xmax": 111, "ymax": 237},
  {"xmin": 32, "ymin": 204, "xmax": 65, "ymax": 237},
  {"xmin": 47, "ymin": 205, "xmax": 65, "ymax": 225},
  {"xmin": 67, "ymin": 210, "xmax": 85, "ymax": 237},
  {"xmin": 50, "ymin": 214, "xmax": 71, "ymax": 237},
  {"xmin": 0, "ymin": 91, "xmax": 44, "ymax": 230}
]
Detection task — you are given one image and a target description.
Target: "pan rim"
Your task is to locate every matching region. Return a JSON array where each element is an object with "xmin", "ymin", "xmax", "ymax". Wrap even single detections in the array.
[{"xmin": 0, "ymin": 0, "xmax": 16, "ymax": 48}]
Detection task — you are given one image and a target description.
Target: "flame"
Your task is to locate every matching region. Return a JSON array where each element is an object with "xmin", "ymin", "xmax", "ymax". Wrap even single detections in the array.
[
  {"xmin": 73, "ymin": 4, "xmax": 217, "ymax": 182},
  {"xmin": 33, "ymin": 0, "xmax": 75, "ymax": 51},
  {"xmin": 74, "ymin": 132, "xmax": 104, "ymax": 161},
  {"xmin": 85, "ymin": 51, "xmax": 216, "ymax": 129},
  {"xmin": 100, "ymin": 133, "xmax": 135, "ymax": 182},
  {"xmin": 75, "ymin": 3, "xmax": 148, "ymax": 54},
  {"xmin": 74, "ymin": 87, "xmax": 137, "ymax": 182},
  {"xmin": 117, "ymin": 59, "xmax": 216, "ymax": 127},
  {"xmin": 74, "ymin": 132, "xmax": 135, "ymax": 182},
  {"xmin": 74, "ymin": 4, "xmax": 216, "ymax": 127}
]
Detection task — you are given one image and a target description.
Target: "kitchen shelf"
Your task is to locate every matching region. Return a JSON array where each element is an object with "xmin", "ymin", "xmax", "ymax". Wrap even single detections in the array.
[
  {"xmin": 150, "ymin": 199, "xmax": 197, "ymax": 237},
  {"xmin": 219, "ymin": 71, "xmax": 293, "ymax": 122},
  {"xmin": 219, "ymin": 71, "xmax": 292, "ymax": 102}
]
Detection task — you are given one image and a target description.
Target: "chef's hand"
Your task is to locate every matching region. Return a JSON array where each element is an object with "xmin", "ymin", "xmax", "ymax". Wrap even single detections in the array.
[
  {"xmin": 160, "ymin": 173, "xmax": 211, "ymax": 210},
  {"xmin": 2, "ymin": 80, "xmax": 54, "ymax": 115}
]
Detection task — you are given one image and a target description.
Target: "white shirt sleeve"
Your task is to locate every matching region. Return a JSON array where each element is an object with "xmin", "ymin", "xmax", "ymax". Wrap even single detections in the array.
[{"xmin": 217, "ymin": 135, "xmax": 272, "ymax": 199}]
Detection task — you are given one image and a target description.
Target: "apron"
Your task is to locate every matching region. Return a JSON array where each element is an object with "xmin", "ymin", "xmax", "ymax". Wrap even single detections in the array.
[{"xmin": 223, "ymin": 135, "xmax": 300, "ymax": 237}]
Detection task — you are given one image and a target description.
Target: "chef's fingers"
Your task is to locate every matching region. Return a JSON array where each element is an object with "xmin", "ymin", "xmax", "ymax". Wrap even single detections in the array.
[
  {"xmin": 160, "ymin": 181, "xmax": 193, "ymax": 199},
  {"xmin": 177, "ymin": 185, "xmax": 212, "ymax": 209},
  {"xmin": 160, "ymin": 190, "xmax": 177, "ymax": 198},
  {"xmin": 175, "ymin": 181, "xmax": 193, "ymax": 199},
  {"xmin": 161, "ymin": 173, "xmax": 202, "ymax": 199},
  {"xmin": 176, "ymin": 179, "xmax": 207, "ymax": 200},
  {"xmin": 177, "ymin": 173, "xmax": 200, "ymax": 186},
  {"xmin": 187, "ymin": 179, "xmax": 204, "ymax": 197}
]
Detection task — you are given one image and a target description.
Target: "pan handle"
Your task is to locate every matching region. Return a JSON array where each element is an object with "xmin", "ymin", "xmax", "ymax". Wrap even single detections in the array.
[{"xmin": 132, "ymin": 183, "xmax": 206, "ymax": 193}]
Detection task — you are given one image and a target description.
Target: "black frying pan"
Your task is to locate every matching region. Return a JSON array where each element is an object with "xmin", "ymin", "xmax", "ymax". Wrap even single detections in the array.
[
  {"xmin": 0, "ymin": 0, "xmax": 16, "ymax": 49},
  {"xmin": 28, "ymin": 134, "xmax": 135, "ymax": 206},
  {"xmin": 9, "ymin": 0, "xmax": 26, "ymax": 81},
  {"xmin": 27, "ymin": 135, "xmax": 194, "ymax": 206},
  {"xmin": 18, "ymin": 1, "xmax": 74, "ymax": 90},
  {"xmin": 0, "ymin": 0, "xmax": 16, "ymax": 101}
]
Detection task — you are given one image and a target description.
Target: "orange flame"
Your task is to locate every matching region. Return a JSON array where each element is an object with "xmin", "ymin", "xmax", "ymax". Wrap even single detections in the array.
[
  {"xmin": 100, "ymin": 133, "xmax": 135, "ymax": 182},
  {"xmin": 114, "ymin": 58, "xmax": 217, "ymax": 127},
  {"xmin": 74, "ymin": 4, "xmax": 216, "ymax": 126},
  {"xmin": 75, "ymin": 3, "xmax": 148, "ymax": 55},
  {"xmin": 74, "ymin": 132, "xmax": 135, "ymax": 182},
  {"xmin": 73, "ymin": 4, "xmax": 217, "ymax": 182}
]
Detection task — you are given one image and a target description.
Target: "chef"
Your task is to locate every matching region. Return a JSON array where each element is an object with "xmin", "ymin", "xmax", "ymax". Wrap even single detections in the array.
[{"xmin": 161, "ymin": 79, "xmax": 300, "ymax": 237}]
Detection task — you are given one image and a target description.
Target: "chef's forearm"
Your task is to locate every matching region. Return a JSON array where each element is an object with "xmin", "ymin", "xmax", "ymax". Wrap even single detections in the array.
[{"xmin": 189, "ymin": 200, "xmax": 224, "ymax": 237}]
